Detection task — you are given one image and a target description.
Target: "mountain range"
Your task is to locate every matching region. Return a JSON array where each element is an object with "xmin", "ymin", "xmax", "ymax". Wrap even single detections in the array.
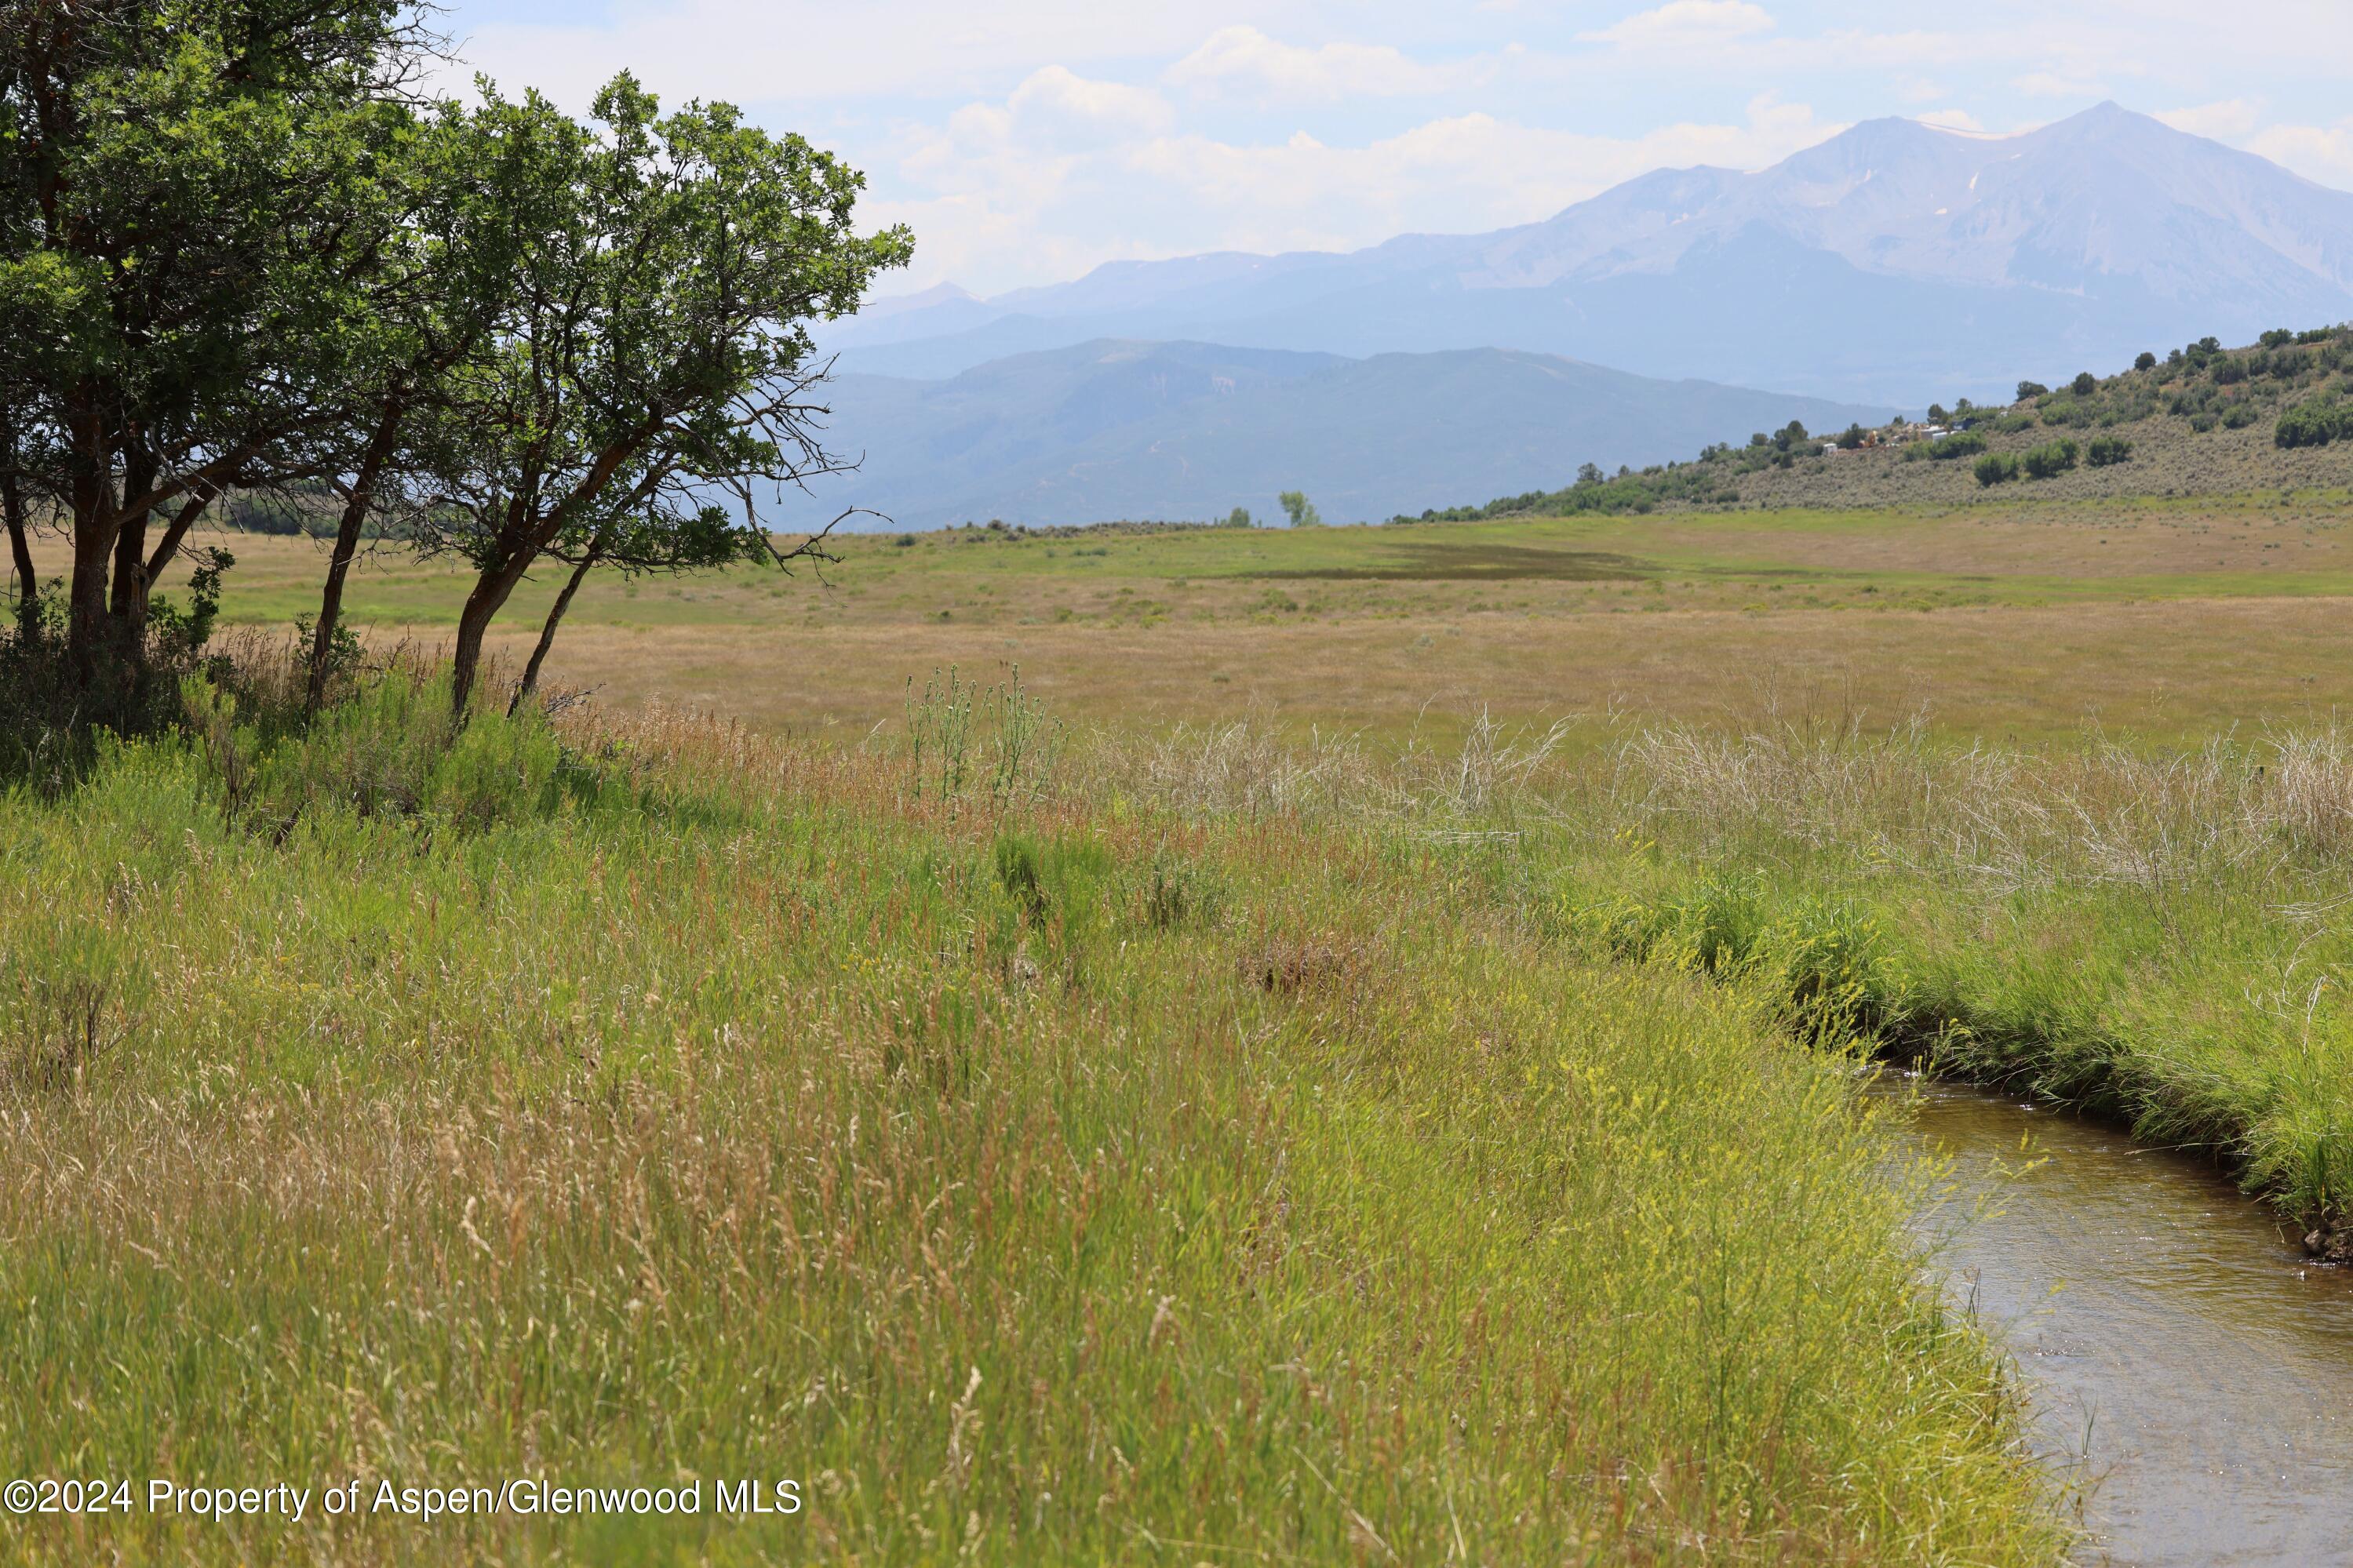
[
  {"xmin": 824, "ymin": 104, "xmax": 2353, "ymax": 406},
  {"xmin": 801, "ymin": 340, "xmax": 1886, "ymax": 530}
]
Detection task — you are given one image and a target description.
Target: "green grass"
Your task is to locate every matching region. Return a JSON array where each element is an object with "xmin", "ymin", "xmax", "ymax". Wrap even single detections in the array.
[
  {"xmin": 0, "ymin": 681, "xmax": 2071, "ymax": 1564},
  {"xmin": 52, "ymin": 489, "xmax": 2353, "ymax": 638},
  {"xmin": 1511, "ymin": 722, "xmax": 2353, "ymax": 1243},
  {"xmin": 29, "ymin": 490, "xmax": 2353, "ymax": 757}
]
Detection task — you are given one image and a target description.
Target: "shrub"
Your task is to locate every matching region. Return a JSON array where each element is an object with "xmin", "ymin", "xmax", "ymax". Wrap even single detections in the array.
[
  {"xmin": 2087, "ymin": 436, "xmax": 2134, "ymax": 467},
  {"xmin": 2276, "ymin": 397, "xmax": 2350, "ymax": 449},
  {"xmin": 2021, "ymin": 439, "xmax": 2079, "ymax": 480},
  {"xmin": 1974, "ymin": 453, "xmax": 2021, "ymax": 486},
  {"xmin": 2015, "ymin": 380, "xmax": 2049, "ymax": 402},
  {"xmin": 1925, "ymin": 431, "xmax": 1986, "ymax": 460}
]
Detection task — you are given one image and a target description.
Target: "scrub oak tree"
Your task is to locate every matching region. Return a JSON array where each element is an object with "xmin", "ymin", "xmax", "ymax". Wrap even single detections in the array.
[{"xmin": 399, "ymin": 76, "xmax": 911, "ymax": 718}]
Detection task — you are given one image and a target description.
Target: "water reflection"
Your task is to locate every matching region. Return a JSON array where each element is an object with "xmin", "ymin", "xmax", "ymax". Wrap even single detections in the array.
[{"xmin": 1881, "ymin": 1074, "xmax": 2353, "ymax": 1567}]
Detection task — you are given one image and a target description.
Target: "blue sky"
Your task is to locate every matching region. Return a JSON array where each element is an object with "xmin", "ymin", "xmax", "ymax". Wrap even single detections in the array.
[{"xmin": 435, "ymin": 1, "xmax": 2353, "ymax": 297}]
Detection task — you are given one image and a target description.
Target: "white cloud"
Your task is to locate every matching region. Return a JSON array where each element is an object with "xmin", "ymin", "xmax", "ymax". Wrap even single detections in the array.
[
  {"xmin": 1004, "ymin": 66, "xmax": 1174, "ymax": 147},
  {"xmin": 877, "ymin": 85, "xmax": 1840, "ymax": 293},
  {"xmin": 1166, "ymin": 25, "xmax": 1480, "ymax": 100},
  {"xmin": 1582, "ymin": 2, "xmax": 1775, "ymax": 49},
  {"xmin": 2157, "ymin": 98, "xmax": 2264, "ymax": 140},
  {"xmin": 2248, "ymin": 118, "xmax": 2353, "ymax": 190},
  {"xmin": 436, "ymin": 0, "xmax": 2353, "ymax": 298},
  {"xmin": 1124, "ymin": 95, "xmax": 1838, "ymax": 253},
  {"xmin": 446, "ymin": 0, "xmax": 1218, "ymax": 109}
]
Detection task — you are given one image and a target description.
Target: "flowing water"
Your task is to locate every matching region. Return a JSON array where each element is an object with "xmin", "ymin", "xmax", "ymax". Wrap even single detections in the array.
[{"xmin": 1881, "ymin": 1073, "xmax": 2353, "ymax": 1566}]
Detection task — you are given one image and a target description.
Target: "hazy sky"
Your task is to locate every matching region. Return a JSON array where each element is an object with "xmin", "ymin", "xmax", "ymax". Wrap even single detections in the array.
[{"xmin": 436, "ymin": 1, "xmax": 2353, "ymax": 298}]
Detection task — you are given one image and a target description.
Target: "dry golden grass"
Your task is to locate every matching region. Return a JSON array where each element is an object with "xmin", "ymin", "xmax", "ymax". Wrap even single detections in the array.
[
  {"xmin": 483, "ymin": 593, "xmax": 2353, "ymax": 748},
  {"xmin": 21, "ymin": 489, "xmax": 2353, "ymax": 746}
]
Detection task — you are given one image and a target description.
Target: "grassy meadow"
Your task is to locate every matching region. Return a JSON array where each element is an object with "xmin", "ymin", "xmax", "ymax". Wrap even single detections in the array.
[
  {"xmin": 89, "ymin": 486, "xmax": 2353, "ymax": 744},
  {"xmin": 0, "ymin": 676, "xmax": 2071, "ymax": 1564},
  {"xmin": 12, "ymin": 483, "xmax": 2353, "ymax": 1562}
]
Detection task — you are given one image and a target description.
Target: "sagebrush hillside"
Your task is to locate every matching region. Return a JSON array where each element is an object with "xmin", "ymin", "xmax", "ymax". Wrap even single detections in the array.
[{"xmin": 1420, "ymin": 326, "xmax": 2353, "ymax": 520}]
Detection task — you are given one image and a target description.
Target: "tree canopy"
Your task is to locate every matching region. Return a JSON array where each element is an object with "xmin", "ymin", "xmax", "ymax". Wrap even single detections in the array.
[{"xmin": 0, "ymin": 0, "xmax": 909, "ymax": 723}]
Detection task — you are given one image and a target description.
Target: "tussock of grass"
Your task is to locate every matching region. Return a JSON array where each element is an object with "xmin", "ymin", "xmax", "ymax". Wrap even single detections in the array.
[{"xmin": 0, "ymin": 683, "xmax": 2069, "ymax": 1563}]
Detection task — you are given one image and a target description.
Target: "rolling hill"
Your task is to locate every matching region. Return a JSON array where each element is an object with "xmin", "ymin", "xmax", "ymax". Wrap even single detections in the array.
[
  {"xmin": 825, "ymin": 104, "xmax": 2353, "ymax": 406},
  {"xmin": 1410, "ymin": 326, "xmax": 2353, "ymax": 522},
  {"xmin": 796, "ymin": 340, "xmax": 1889, "ymax": 530}
]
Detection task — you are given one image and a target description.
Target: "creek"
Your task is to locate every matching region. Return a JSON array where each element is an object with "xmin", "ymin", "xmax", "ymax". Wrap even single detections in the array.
[{"xmin": 1884, "ymin": 1073, "xmax": 2353, "ymax": 1566}]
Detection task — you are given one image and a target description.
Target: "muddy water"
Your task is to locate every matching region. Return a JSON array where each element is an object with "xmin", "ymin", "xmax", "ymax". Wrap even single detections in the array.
[{"xmin": 1881, "ymin": 1074, "xmax": 2353, "ymax": 1566}]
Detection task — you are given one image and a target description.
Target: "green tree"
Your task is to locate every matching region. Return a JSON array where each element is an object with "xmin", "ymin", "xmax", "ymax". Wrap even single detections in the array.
[
  {"xmin": 1277, "ymin": 490, "xmax": 1322, "ymax": 528},
  {"xmin": 0, "ymin": 0, "xmax": 429, "ymax": 698},
  {"xmin": 2021, "ymin": 438, "xmax": 2079, "ymax": 480},
  {"xmin": 2275, "ymin": 397, "xmax": 2347, "ymax": 449},
  {"xmin": 2016, "ymin": 381, "xmax": 2049, "ymax": 402},
  {"xmin": 300, "ymin": 94, "xmax": 572, "ymax": 711},
  {"xmin": 403, "ymin": 75, "xmax": 911, "ymax": 715},
  {"xmin": 1973, "ymin": 453, "xmax": 2020, "ymax": 487},
  {"xmin": 1225, "ymin": 507, "xmax": 1252, "ymax": 528},
  {"xmin": 2134, "ymin": 351, "xmax": 2158, "ymax": 371},
  {"xmin": 2071, "ymin": 371, "xmax": 2097, "ymax": 396}
]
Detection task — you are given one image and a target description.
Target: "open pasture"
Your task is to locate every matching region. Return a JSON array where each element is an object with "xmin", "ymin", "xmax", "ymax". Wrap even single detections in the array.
[{"xmin": 82, "ymin": 489, "xmax": 2353, "ymax": 744}]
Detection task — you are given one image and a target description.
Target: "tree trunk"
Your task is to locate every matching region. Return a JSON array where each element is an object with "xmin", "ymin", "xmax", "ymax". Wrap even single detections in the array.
[
  {"xmin": 67, "ymin": 501, "xmax": 119, "ymax": 686},
  {"xmin": 447, "ymin": 551, "xmax": 538, "ymax": 720},
  {"xmin": 448, "ymin": 438, "xmax": 650, "ymax": 719},
  {"xmin": 105, "ymin": 452, "xmax": 160, "ymax": 627},
  {"xmin": 508, "ymin": 539, "xmax": 601, "ymax": 717},
  {"xmin": 307, "ymin": 402, "xmax": 404, "ymax": 713},
  {"xmin": 3, "ymin": 474, "xmax": 35, "ymax": 635},
  {"xmin": 132, "ymin": 491, "xmax": 213, "ymax": 631}
]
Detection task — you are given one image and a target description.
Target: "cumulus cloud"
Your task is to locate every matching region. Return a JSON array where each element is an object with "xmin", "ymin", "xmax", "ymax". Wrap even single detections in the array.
[
  {"xmin": 1003, "ymin": 65, "xmax": 1174, "ymax": 147},
  {"xmin": 1122, "ymin": 95, "xmax": 1838, "ymax": 253},
  {"xmin": 2157, "ymin": 98, "xmax": 2264, "ymax": 140},
  {"xmin": 438, "ymin": 0, "xmax": 2353, "ymax": 297},
  {"xmin": 1165, "ymin": 25, "xmax": 1481, "ymax": 100},
  {"xmin": 877, "ymin": 81, "xmax": 1840, "ymax": 293},
  {"xmin": 1581, "ymin": 2, "xmax": 1776, "ymax": 49},
  {"xmin": 2249, "ymin": 118, "xmax": 2353, "ymax": 189}
]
